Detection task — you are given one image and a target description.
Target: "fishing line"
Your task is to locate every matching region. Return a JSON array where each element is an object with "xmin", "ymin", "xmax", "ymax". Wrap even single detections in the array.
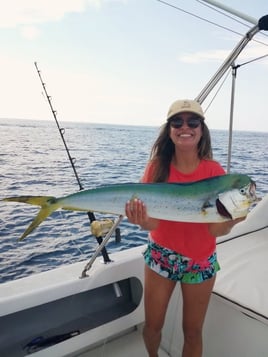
[
  {"xmin": 196, "ymin": 0, "xmax": 252, "ymax": 29},
  {"xmin": 155, "ymin": 0, "xmax": 268, "ymax": 47},
  {"xmin": 197, "ymin": 0, "xmax": 268, "ymax": 43},
  {"xmin": 235, "ymin": 53, "xmax": 268, "ymax": 68},
  {"xmin": 203, "ymin": 68, "xmax": 232, "ymax": 114},
  {"xmin": 57, "ymin": 210, "xmax": 87, "ymax": 262},
  {"xmin": 155, "ymin": 0, "xmax": 246, "ymax": 36}
]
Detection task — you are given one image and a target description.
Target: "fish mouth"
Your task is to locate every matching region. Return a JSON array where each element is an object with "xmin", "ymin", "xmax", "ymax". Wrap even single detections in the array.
[
  {"xmin": 216, "ymin": 180, "xmax": 258, "ymax": 220},
  {"xmin": 216, "ymin": 199, "xmax": 232, "ymax": 219}
]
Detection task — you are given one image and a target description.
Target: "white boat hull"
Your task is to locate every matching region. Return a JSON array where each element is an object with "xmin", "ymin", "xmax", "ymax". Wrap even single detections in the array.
[
  {"xmin": 1, "ymin": 205, "xmax": 268, "ymax": 356},
  {"xmin": 0, "ymin": 246, "xmax": 146, "ymax": 357}
]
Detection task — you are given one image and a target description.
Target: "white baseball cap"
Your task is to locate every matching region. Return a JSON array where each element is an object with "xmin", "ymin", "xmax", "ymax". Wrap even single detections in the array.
[{"xmin": 167, "ymin": 99, "xmax": 205, "ymax": 120}]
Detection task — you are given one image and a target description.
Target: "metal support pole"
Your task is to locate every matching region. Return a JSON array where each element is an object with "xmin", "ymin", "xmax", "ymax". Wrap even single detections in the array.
[
  {"xmin": 200, "ymin": 0, "xmax": 258, "ymax": 25},
  {"xmin": 80, "ymin": 215, "xmax": 124, "ymax": 278},
  {"xmin": 227, "ymin": 64, "xmax": 238, "ymax": 173},
  {"xmin": 195, "ymin": 24, "xmax": 259, "ymax": 104}
]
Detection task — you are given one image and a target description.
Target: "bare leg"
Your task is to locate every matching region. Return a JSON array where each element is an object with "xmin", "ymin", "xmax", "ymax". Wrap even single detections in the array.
[
  {"xmin": 181, "ymin": 276, "xmax": 216, "ymax": 357},
  {"xmin": 143, "ymin": 265, "xmax": 176, "ymax": 357}
]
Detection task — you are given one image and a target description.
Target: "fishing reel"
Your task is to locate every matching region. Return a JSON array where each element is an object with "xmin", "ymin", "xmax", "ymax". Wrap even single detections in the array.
[
  {"xmin": 90, "ymin": 219, "xmax": 121, "ymax": 243},
  {"xmin": 81, "ymin": 216, "xmax": 123, "ymax": 277}
]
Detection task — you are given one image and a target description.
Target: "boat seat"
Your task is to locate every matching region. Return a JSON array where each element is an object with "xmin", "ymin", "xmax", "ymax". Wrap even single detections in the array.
[{"xmin": 215, "ymin": 226, "xmax": 268, "ymax": 324}]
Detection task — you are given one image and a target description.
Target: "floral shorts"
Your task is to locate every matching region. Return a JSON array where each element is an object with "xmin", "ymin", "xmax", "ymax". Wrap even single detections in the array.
[{"xmin": 143, "ymin": 240, "xmax": 220, "ymax": 284}]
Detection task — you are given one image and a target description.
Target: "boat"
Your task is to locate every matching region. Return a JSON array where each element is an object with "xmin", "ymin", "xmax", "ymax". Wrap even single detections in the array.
[{"xmin": 1, "ymin": 2, "xmax": 268, "ymax": 356}]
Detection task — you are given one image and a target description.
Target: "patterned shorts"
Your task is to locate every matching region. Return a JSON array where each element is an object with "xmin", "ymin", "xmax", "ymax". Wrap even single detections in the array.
[{"xmin": 143, "ymin": 240, "xmax": 220, "ymax": 284}]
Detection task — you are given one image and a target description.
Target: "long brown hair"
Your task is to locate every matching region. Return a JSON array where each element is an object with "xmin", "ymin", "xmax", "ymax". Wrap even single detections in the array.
[{"xmin": 149, "ymin": 120, "xmax": 213, "ymax": 182}]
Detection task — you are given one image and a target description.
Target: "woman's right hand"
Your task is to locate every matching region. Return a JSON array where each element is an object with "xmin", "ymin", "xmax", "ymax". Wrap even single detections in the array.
[{"xmin": 125, "ymin": 199, "xmax": 159, "ymax": 231}]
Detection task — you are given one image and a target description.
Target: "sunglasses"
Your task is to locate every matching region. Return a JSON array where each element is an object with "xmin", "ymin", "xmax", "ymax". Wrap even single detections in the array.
[{"xmin": 170, "ymin": 116, "xmax": 202, "ymax": 129}]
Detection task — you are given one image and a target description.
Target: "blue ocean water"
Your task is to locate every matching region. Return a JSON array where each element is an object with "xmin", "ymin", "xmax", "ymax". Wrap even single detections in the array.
[{"xmin": 0, "ymin": 119, "xmax": 267, "ymax": 284}]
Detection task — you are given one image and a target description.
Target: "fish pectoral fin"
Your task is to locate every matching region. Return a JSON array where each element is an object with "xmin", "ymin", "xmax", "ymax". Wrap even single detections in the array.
[
  {"xmin": 216, "ymin": 198, "xmax": 232, "ymax": 219},
  {"xmin": 201, "ymin": 200, "xmax": 213, "ymax": 214},
  {"xmin": 202, "ymin": 200, "xmax": 213, "ymax": 209}
]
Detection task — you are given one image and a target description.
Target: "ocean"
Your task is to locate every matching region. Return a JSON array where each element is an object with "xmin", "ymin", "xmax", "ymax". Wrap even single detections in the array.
[{"xmin": 0, "ymin": 119, "xmax": 267, "ymax": 284}]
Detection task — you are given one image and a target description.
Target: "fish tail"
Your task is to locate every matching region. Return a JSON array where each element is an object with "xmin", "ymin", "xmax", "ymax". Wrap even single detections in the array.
[{"xmin": 3, "ymin": 196, "xmax": 60, "ymax": 240}]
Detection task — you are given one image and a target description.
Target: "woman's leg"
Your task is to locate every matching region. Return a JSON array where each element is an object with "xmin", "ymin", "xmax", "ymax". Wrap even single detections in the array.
[
  {"xmin": 143, "ymin": 264, "xmax": 176, "ymax": 357},
  {"xmin": 181, "ymin": 276, "xmax": 216, "ymax": 357}
]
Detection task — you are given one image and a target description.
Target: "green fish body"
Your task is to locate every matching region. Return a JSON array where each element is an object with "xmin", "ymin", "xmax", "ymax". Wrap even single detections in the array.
[{"xmin": 3, "ymin": 173, "xmax": 257, "ymax": 240}]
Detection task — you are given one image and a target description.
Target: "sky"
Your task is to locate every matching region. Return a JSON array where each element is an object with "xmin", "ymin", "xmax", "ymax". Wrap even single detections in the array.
[{"xmin": 1, "ymin": 0, "xmax": 268, "ymax": 131}]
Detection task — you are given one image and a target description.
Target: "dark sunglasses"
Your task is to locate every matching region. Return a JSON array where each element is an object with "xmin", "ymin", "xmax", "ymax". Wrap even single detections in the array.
[{"xmin": 170, "ymin": 116, "xmax": 202, "ymax": 129}]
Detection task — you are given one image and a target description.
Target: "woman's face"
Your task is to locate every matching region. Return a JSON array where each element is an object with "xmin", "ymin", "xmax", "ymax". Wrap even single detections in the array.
[{"xmin": 169, "ymin": 113, "xmax": 203, "ymax": 152}]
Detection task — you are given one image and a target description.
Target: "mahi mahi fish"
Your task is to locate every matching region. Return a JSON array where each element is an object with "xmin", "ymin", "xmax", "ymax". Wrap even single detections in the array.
[{"xmin": 3, "ymin": 173, "xmax": 257, "ymax": 240}]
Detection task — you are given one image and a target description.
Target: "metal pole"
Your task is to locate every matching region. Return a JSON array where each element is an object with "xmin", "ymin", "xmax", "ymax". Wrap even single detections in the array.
[
  {"xmin": 80, "ymin": 215, "xmax": 124, "ymax": 278},
  {"xmin": 226, "ymin": 64, "xmax": 238, "ymax": 173},
  {"xmin": 195, "ymin": 12, "xmax": 268, "ymax": 104},
  {"xmin": 200, "ymin": 0, "xmax": 258, "ymax": 25},
  {"xmin": 195, "ymin": 24, "xmax": 259, "ymax": 104}
]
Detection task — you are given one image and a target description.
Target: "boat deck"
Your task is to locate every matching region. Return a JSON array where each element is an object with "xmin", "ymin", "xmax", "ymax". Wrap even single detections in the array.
[{"xmin": 77, "ymin": 327, "xmax": 170, "ymax": 357}]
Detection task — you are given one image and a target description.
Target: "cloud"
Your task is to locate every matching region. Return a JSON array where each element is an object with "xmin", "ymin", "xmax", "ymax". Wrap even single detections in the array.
[
  {"xmin": 0, "ymin": 0, "xmax": 126, "ymax": 40},
  {"xmin": 178, "ymin": 49, "xmax": 229, "ymax": 64},
  {"xmin": 243, "ymin": 42, "xmax": 268, "ymax": 66},
  {"xmin": 0, "ymin": 0, "xmax": 127, "ymax": 29},
  {"xmin": 0, "ymin": 1, "xmax": 83, "ymax": 28},
  {"xmin": 178, "ymin": 42, "xmax": 268, "ymax": 66},
  {"xmin": 20, "ymin": 25, "xmax": 40, "ymax": 40}
]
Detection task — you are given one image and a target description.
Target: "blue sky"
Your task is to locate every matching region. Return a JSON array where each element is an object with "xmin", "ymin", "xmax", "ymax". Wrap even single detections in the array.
[{"xmin": 1, "ymin": 0, "xmax": 268, "ymax": 131}]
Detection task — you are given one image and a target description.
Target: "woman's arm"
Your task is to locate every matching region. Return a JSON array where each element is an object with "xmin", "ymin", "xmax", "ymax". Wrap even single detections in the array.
[{"xmin": 208, "ymin": 217, "xmax": 245, "ymax": 237}]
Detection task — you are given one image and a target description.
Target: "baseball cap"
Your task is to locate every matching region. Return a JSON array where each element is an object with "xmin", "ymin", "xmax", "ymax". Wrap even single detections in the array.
[{"xmin": 167, "ymin": 99, "xmax": 205, "ymax": 120}]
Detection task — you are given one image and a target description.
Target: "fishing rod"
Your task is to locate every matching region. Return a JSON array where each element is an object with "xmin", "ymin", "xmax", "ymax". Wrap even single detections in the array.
[
  {"xmin": 34, "ymin": 62, "xmax": 84, "ymax": 193},
  {"xmin": 34, "ymin": 62, "xmax": 119, "ymax": 264}
]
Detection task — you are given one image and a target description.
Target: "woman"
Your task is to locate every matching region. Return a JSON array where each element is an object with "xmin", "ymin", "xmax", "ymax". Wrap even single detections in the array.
[{"xmin": 125, "ymin": 99, "xmax": 243, "ymax": 357}]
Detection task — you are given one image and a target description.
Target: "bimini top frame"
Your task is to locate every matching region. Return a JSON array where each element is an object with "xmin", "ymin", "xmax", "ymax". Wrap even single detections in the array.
[
  {"xmin": 195, "ymin": 1, "xmax": 268, "ymax": 172},
  {"xmin": 195, "ymin": 13, "xmax": 268, "ymax": 104}
]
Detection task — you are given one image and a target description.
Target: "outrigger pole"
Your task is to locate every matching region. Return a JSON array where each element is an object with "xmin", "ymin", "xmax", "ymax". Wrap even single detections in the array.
[{"xmin": 34, "ymin": 62, "xmax": 120, "ymax": 267}]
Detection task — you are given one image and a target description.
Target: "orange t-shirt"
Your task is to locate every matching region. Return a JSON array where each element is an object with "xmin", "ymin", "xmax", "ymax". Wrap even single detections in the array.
[{"xmin": 142, "ymin": 160, "xmax": 225, "ymax": 260}]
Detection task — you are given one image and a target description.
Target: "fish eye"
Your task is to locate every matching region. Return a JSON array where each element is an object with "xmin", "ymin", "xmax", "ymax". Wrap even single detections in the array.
[{"xmin": 240, "ymin": 187, "xmax": 246, "ymax": 195}]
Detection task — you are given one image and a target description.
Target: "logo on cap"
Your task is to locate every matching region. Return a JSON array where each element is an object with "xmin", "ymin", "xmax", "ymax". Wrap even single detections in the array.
[{"xmin": 181, "ymin": 100, "xmax": 191, "ymax": 109}]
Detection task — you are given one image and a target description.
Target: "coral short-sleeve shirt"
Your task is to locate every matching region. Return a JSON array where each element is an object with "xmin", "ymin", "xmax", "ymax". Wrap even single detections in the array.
[{"xmin": 142, "ymin": 160, "xmax": 225, "ymax": 260}]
